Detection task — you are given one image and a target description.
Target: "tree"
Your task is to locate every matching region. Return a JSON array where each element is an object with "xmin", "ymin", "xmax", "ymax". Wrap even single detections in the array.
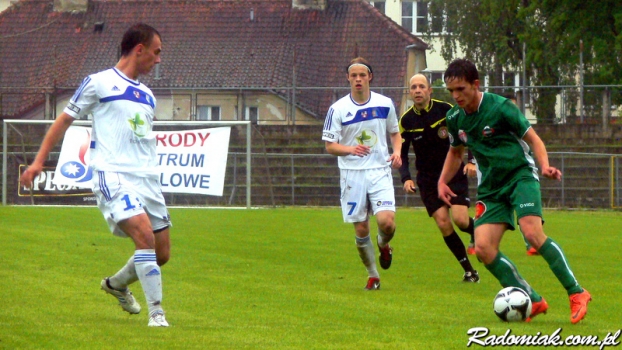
[{"xmin": 426, "ymin": 0, "xmax": 622, "ymax": 124}]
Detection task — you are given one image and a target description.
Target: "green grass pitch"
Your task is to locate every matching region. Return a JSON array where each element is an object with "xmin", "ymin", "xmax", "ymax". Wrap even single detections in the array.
[{"xmin": 1, "ymin": 206, "xmax": 620, "ymax": 349}]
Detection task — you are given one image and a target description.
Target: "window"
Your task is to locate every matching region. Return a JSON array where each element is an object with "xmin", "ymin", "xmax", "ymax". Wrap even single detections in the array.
[
  {"xmin": 369, "ymin": 1, "xmax": 385, "ymax": 14},
  {"xmin": 402, "ymin": 1, "xmax": 450, "ymax": 35},
  {"xmin": 245, "ymin": 106, "xmax": 258, "ymax": 124},
  {"xmin": 197, "ymin": 106, "xmax": 221, "ymax": 121},
  {"xmin": 430, "ymin": 72, "xmax": 444, "ymax": 86}
]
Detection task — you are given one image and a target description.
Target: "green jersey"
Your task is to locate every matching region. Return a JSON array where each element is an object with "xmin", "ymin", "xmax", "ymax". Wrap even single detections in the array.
[{"xmin": 446, "ymin": 92, "xmax": 538, "ymax": 198}]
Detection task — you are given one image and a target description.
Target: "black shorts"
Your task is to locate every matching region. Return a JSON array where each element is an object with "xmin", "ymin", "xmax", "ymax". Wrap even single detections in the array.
[{"xmin": 418, "ymin": 178, "xmax": 471, "ymax": 217}]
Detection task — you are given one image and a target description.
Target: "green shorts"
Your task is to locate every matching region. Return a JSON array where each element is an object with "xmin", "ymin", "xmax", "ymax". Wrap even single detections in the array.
[{"xmin": 474, "ymin": 178, "xmax": 543, "ymax": 231}]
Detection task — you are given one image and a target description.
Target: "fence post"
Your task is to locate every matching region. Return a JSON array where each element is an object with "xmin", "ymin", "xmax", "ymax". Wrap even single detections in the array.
[
  {"xmin": 291, "ymin": 154, "xmax": 295, "ymax": 205},
  {"xmin": 561, "ymin": 153, "xmax": 565, "ymax": 207}
]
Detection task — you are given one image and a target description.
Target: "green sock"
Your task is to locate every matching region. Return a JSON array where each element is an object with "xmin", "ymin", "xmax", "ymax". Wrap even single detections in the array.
[
  {"xmin": 538, "ymin": 237, "xmax": 583, "ymax": 295},
  {"xmin": 485, "ymin": 251, "xmax": 542, "ymax": 302}
]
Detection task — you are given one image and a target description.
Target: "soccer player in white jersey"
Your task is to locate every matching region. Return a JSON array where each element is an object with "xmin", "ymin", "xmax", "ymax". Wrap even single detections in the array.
[
  {"xmin": 322, "ymin": 57, "xmax": 402, "ymax": 290},
  {"xmin": 20, "ymin": 23, "xmax": 170, "ymax": 327}
]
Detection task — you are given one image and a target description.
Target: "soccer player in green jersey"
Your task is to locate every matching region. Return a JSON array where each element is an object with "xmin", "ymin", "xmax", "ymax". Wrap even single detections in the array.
[{"xmin": 437, "ymin": 58, "xmax": 591, "ymax": 324}]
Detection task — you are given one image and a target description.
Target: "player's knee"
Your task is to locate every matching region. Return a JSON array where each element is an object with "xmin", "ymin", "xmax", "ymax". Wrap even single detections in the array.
[
  {"xmin": 475, "ymin": 245, "xmax": 496, "ymax": 265},
  {"xmin": 435, "ymin": 217, "xmax": 452, "ymax": 231},
  {"xmin": 378, "ymin": 220, "xmax": 395, "ymax": 235}
]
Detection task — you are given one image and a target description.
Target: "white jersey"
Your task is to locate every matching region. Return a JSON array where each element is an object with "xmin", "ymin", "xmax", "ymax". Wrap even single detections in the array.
[
  {"xmin": 63, "ymin": 68, "xmax": 158, "ymax": 178},
  {"xmin": 322, "ymin": 91, "xmax": 399, "ymax": 170}
]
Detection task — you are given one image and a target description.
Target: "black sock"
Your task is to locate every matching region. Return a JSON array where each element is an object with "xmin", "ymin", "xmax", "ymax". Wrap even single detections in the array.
[
  {"xmin": 443, "ymin": 231, "xmax": 474, "ymax": 272},
  {"xmin": 459, "ymin": 217, "xmax": 474, "ymax": 236}
]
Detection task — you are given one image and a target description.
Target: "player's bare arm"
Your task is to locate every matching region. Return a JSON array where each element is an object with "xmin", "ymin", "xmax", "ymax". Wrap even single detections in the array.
[
  {"xmin": 438, "ymin": 145, "xmax": 465, "ymax": 205},
  {"xmin": 20, "ymin": 113, "xmax": 75, "ymax": 188},
  {"xmin": 388, "ymin": 131, "xmax": 402, "ymax": 169},
  {"xmin": 325, "ymin": 141, "xmax": 370, "ymax": 157},
  {"xmin": 522, "ymin": 128, "xmax": 562, "ymax": 181}
]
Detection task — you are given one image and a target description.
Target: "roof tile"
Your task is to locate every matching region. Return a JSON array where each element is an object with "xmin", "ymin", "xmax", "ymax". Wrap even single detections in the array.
[{"xmin": 0, "ymin": 0, "xmax": 427, "ymax": 118}]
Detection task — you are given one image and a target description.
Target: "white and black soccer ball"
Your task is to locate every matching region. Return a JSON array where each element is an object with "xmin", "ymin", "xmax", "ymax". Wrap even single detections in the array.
[{"xmin": 493, "ymin": 287, "xmax": 533, "ymax": 322}]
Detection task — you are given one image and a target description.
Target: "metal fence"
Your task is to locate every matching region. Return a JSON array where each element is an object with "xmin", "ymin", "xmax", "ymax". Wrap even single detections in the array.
[
  {"xmin": 2, "ymin": 146, "xmax": 620, "ymax": 209},
  {"xmin": 240, "ymin": 152, "xmax": 622, "ymax": 209}
]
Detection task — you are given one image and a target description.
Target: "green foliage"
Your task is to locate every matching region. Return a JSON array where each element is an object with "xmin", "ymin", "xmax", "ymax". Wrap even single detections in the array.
[
  {"xmin": 426, "ymin": 0, "xmax": 622, "ymax": 123},
  {"xmin": 1, "ymin": 206, "xmax": 620, "ymax": 349}
]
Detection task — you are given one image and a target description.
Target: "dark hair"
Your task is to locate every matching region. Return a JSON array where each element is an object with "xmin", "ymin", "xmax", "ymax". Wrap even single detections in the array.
[
  {"xmin": 444, "ymin": 58, "xmax": 479, "ymax": 84},
  {"xmin": 346, "ymin": 57, "xmax": 373, "ymax": 74},
  {"xmin": 120, "ymin": 23, "xmax": 161, "ymax": 57}
]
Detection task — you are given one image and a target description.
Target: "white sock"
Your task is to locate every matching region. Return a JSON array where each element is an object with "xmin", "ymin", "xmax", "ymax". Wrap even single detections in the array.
[
  {"xmin": 355, "ymin": 235, "xmax": 379, "ymax": 278},
  {"xmin": 377, "ymin": 227, "xmax": 394, "ymax": 249},
  {"xmin": 109, "ymin": 255, "xmax": 138, "ymax": 290},
  {"xmin": 134, "ymin": 249, "xmax": 164, "ymax": 315}
]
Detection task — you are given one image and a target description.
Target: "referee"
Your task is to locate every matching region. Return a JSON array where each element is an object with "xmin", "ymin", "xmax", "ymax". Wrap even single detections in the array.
[{"xmin": 398, "ymin": 73, "xmax": 478, "ymax": 282}]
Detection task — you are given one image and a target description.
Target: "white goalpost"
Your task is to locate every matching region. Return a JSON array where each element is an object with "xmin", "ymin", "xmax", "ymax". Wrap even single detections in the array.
[{"xmin": 2, "ymin": 119, "xmax": 252, "ymax": 208}]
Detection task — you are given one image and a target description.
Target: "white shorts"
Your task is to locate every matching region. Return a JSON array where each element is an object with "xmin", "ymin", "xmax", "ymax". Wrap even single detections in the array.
[
  {"xmin": 92, "ymin": 171, "xmax": 172, "ymax": 237},
  {"xmin": 339, "ymin": 167, "xmax": 396, "ymax": 223}
]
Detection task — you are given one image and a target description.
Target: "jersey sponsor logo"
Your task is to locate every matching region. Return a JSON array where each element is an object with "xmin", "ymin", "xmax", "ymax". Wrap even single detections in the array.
[
  {"xmin": 447, "ymin": 109, "xmax": 459, "ymax": 119},
  {"xmin": 343, "ymin": 107, "xmax": 391, "ymax": 126},
  {"xmin": 474, "ymin": 201, "xmax": 486, "ymax": 221},
  {"xmin": 438, "ymin": 126, "xmax": 448, "ymax": 139},
  {"xmin": 519, "ymin": 202, "xmax": 535, "ymax": 208},
  {"xmin": 459, "ymin": 129, "xmax": 468, "ymax": 143},
  {"xmin": 128, "ymin": 113, "xmax": 150, "ymax": 138},
  {"xmin": 67, "ymin": 102, "xmax": 81, "ymax": 114},
  {"xmin": 323, "ymin": 131, "xmax": 336, "ymax": 139},
  {"xmin": 100, "ymin": 86, "xmax": 155, "ymax": 108},
  {"xmin": 482, "ymin": 126, "xmax": 495, "ymax": 137},
  {"xmin": 448, "ymin": 133, "xmax": 454, "ymax": 144},
  {"xmin": 355, "ymin": 129, "xmax": 378, "ymax": 147},
  {"xmin": 376, "ymin": 200, "xmax": 393, "ymax": 207}
]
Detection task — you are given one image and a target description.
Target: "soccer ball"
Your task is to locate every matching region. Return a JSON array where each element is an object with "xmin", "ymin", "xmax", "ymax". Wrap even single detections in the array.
[{"xmin": 493, "ymin": 287, "xmax": 532, "ymax": 322}]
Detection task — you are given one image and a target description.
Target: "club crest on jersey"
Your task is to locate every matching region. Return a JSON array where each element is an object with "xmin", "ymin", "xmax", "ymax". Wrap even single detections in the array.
[
  {"xmin": 361, "ymin": 111, "xmax": 368, "ymax": 118},
  {"xmin": 134, "ymin": 91, "xmax": 140, "ymax": 99},
  {"xmin": 482, "ymin": 126, "xmax": 495, "ymax": 137},
  {"xmin": 438, "ymin": 126, "xmax": 448, "ymax": 139},
  {"xmin": 128, "ymin": 113, "xmax": 150, "ymax": 138},
  {"xmin": 474, "ymin": 201, "xmax": 486, "ymax": 221},
  {"xmin": 355, "ymin": 129, "xmax": 378, "ymax": 147},
  {"xmin": 458, "ymin": 130, "xmax": 468, "ymax": 143},
  {"xmin": 371, "ymin": 108, "xmax": 378, "ymax": 117}
]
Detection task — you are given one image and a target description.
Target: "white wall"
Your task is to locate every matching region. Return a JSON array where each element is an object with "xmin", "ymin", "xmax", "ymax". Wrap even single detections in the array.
[{"xmin": 0, "ymin": 0, "xmax": 15, "ymax": 12}]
